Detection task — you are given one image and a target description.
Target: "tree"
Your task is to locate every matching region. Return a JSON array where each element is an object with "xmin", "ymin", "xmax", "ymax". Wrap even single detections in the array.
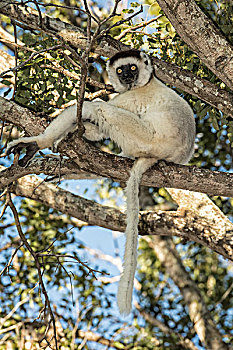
[{"xmin": 0, "ymin": 0, "xmax": 232, "ymax": 349}]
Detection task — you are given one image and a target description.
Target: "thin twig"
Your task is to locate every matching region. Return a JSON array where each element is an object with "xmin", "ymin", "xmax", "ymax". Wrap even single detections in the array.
[
  {"xmin": 0, "ymin": 243, "xmax": 23, "ymax": 278},
  {"xmin": 37, "ymin": 1, "xmax": 99, "ymax": 23},
  {"xmin": 0, "ymin": 295, "xmax": 29, "ymax": 327},
  {"xmin": 75, "ymin": 0, "xmax": 95, "ymax": 137},
  {"xmin": 0, "ymin": 44, "xmax": 64, "ymax": 78},
  {"xmin": 37, "ymin": 253, "xmax": 109, "ymax": 279},
  {"xmin": 6, "ymin": 191, "xmax": 59, "ymax": 350},
  {"xmin": 0, "ymin": 39, "xmax": 34, "ymax": 51},
  {"xmin": 99, "ymin": 4, "xmax": 144, "ymax": 37},
  {"xmin": 73, "ymin": 0, "xmax": 123, "ymax": 137},
  {"xmin": 83, "ymin": 0, "xmax": 92, "ymax": 47},
  {"xmin": 99, "ymin": 0, "xmax": 122, "ymax": 27},
  {"xmin": 0, "ymin": 319, "xmax": 31, "ymax": 336},
  {"xmin": 116, "ymin": 14, "xmax": 162, "ymax": 40},
  {"xmin": 0, "ymin": 196, "xmax": 8, "ymax": 219},
  {"xmin": 58, "ymin": 261, "xmax": 75, "ymax": 306},
  {"xmin": 0, "ymin": 121, "xmax": 5, "ymax": 142},
  {"xmin": 124, "ymin": 29, "xmax": 159, "ymax": 39},
  {"xmin": 85, "ymin": 88, "xmax": 112, "ymax": 100},
  {"xmin": 31, "ymin": 158, "xmax": 62, "ymax": 195},
  {"xmin": 39, "ymin": 63, "xmax": 114, "ymax": 96},
  {"xmin": 12, "ymin": 20, "xmax": 18, "ymax": 100},
  {"xmin": 40, "ymin": 63, "xmax": 79, "ymax": 80},
  {"xmin": 33, "ymin": 0, "xmax": 43, "ymax": 28}
]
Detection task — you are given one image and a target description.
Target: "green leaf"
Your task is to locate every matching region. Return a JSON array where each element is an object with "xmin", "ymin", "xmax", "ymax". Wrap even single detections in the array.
[
  {"xmin": 131, "ymin": 2, "xmax": 140, "ymax": 7},
  {"xmin": 122, "ymin": 9, "xmax": 134, "ymax": 14},
  {"xmin": 1, "ymin": 79, "xmax": 12, "ymax": 86}
]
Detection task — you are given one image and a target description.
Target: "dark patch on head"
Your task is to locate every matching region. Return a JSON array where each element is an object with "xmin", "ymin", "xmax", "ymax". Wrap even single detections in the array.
[
  {"xmin": 116, "ymin": 63, "xmax": 139, "ymax": 87},
  {"xmin": 109, "ymin": 50, "xmax": 141, "ymax": 66}
]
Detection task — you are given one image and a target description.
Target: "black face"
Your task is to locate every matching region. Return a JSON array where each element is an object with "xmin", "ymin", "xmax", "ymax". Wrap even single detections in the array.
[{"xmin": 116, "ymin": 63, "xmax": 139, "ymax": 87}]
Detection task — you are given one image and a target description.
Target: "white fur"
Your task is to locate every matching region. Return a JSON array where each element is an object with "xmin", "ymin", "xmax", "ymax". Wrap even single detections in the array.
[
  {"xmin": 117, "ymin": 157, "xmax": 157, "ymax": 316},
  {"xmin": 6, "ymin": 105, "xmax": 104, "ymax": 151},
  {"xmin": 106, "ymin": 52, "xmax": 153, "ymax": 93},
  {"xmin": 6, "ymin": 51, "xmax": 195, "ymax": 315}
]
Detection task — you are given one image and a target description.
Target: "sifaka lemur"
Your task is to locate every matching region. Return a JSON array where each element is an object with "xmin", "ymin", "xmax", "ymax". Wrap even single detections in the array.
[{"xmin": 7, "ymin": 49, "xmax": 196, "ymax": 315}]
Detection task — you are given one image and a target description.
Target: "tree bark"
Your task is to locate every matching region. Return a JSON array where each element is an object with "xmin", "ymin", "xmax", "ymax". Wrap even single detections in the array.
[
  {"xmin": 3, "ymin": 170, "xmax": 231, "ymax": 261},
  {"xmin": 2, "ymin": 97, "xmax": 233, "ymax": 198},
  {"xmin": 9, "ymin": 171, "xmax": 231, "ymax": 348},
  {"xmin": 0, "ymin": 1, "xmax": 233, "ymax": 117},
  {"xmin": 145, "ymin": 236, "xmax": 229, "ymax": 350},
  {"xmin": 135, "ymin": 303, "xmax": 199, "ymax": 350},
  {"xmin": 156, "ymin": 0, "xmax": 233, "ymax": 90}
]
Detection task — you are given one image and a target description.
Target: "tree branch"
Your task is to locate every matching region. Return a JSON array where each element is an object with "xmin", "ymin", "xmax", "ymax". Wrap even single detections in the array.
[
  {"xmin": 144, "ymin": 236, "xmax": 230, "ymax": 350},
  {"xmin": 0, "ymin": 50, "xmax": 15, "ymax": 88},
  {"xmin": 2, "ymin": 97, "xmax": 233, "ymax": 198},
  {"xmin": 4, "ymin": 170, "xmax": 232, "ymax": 347},
  {"xmin": 116, "ymin": 15, "xmax": 162, "ymax": 40},
  {"xmin": 153, "ymin": 58, "xmax": 233, "ymax": 118},
  {"xmin": 0, "ymin": 1, "xmax": 232, "ymax": 117},
  {"xmin": 77, "ymin": 330, "xmax": 128, "ymax": 349},
  {"xmin": 3, "ymin": 170, "xmax": 232, "ymax": 261},
  {"xmin": 135, "ymin": 302, "xmax": 199, "ymax": 350},
  {"xmin": 156, "ymin": 0, "xmax": 233, "ymax": 90},
  {"xmin": 6, "ymin": 191, "xmax": 59, "ymax": 350}
]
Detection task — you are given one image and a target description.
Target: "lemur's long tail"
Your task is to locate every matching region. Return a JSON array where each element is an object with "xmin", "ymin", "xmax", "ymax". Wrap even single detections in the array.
[{"xmin": 117, "ymin": 157, "xmax": 157, "ymax": 316}]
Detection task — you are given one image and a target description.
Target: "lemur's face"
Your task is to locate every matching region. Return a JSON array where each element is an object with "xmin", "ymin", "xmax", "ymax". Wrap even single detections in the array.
[
  {"xmin": 106, "ymin": 50, "xmax": 154, "ymax": 93},
  {"xmin": 115, "ymin": 63, "xmax": 139, "ymax": 90}
]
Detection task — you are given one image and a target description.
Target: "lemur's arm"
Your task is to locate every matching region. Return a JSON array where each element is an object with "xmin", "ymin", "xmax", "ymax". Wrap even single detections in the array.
[
  {"xmin": 6, "ymin": 100, "xmax": 155, "ymax": 166},
  {"xmin": 82, "ymin": 100, "xmax": 155, "ymax": 157}
]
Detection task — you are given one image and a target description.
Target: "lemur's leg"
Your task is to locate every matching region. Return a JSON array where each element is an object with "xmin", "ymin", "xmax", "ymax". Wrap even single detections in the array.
[
  {"xmin": 6, "ymin": 105, "xmax": 78, "ymax": 153},
  {"xmin": 82, "ymin": 101, "xmax": 155, "ymax": 157},
  {"xmin": 6, "ymin": 104, "xmax": 105, "ymax": 166}
]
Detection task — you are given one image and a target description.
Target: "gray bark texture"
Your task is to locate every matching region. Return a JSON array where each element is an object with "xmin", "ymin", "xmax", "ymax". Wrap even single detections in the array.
[
  {"xmin": 2, "ymin": 167, "xmax": 231, "ymax": 262},
  {"xmin": 2, "ymin": 97, "xmax": 233, "ymax": 198},
  {"xmin": 0, "ymin": 2, "xmax": 232, "ymax": 349},
  {"xmin": 3, "ymin": 171, "xmax": 230, "ymax": 349},
  {"xmin": 156, "ymin": 0, "xmax": 233, "ymax": 89},
  {"xmin": 0, "ymin": 0, "xmax": 233, "ymax": 117},
  {"xmin": 145, "ymin": 236, "xmax": 229, "ymax": 350}
]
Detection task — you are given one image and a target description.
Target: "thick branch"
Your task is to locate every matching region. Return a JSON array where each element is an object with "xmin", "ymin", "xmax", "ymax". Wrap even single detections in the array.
[
  {"xmin": 145, "ymin": 236, "xmax": 229, "ymax": 350},
  {"xmin": 0, "ymin": 1, "xmax": 88, "ymax": 52},
  {"xmin": 7, "ymin": 172, "xmax": 233, "ymax": 261},
  {"xmin": 142, "ymin": 189, "xmax": 231, "ymax": 349},
  {"xmin": 2, "ymin": 97, "xmax": 233, "ymax": 198},
  {"xmin": 153, "ymin": 59, "xmax": 233, "ymax": 118},
  {"xmin": 77, "ymin": 330, "xmax": 128, "ymax": 349},
  {"xmin": 0, "ymin": 158, "xmax": 100, "ymax": 188},
  {"xmin": 156, "ymin": 0, "xmax": 233, "ymax": 90},
  {"xmin": 0, "ymin": 1, "xmax": 233, "ymax": 117},
  {"xmin": 135, "ymin": 303, "xmax": 199, "ymax": 350}
]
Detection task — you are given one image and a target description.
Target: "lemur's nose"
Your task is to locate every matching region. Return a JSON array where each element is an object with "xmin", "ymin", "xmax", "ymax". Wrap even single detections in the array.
[{"xmin": 123, "ymin": 72, "xmax": 133, "ymax": 79}]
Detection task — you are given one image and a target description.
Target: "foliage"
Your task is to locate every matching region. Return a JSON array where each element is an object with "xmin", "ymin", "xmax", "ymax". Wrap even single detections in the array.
[{"xmin": 0, "ymin": 0, "xmax": 233, "ymax": 349}]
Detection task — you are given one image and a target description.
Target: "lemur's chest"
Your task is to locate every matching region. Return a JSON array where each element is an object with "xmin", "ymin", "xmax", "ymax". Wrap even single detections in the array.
[
  {"xmin": 111, "ymin": 89, "xmax": 155, "ymax": 117},
  {"xmin": 110, "ymin": 77, "xmax": 168, "ymax": 118},
  {"xmin": 125, "ymin": 96, "xmax": 149, "ymax": 116}
]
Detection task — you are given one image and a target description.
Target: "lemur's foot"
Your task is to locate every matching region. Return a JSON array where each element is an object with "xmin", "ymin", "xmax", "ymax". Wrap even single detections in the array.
[
  {"xmin": 52, "ymin": 138, "xmax": 63, "ymax": 153},
  {"xmin": 6, "ymin": 141, "xmax": 39, "ymax": 167}
]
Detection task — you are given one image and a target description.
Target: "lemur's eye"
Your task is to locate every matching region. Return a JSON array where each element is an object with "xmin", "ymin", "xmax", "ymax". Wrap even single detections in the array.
[
  {"xmin": 117, "ymin": 68, "xmax": 122, "ymax": 74},
  {"xmin": 131, "ymin": 65, "xmax": 137, "ymax": 71}
]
